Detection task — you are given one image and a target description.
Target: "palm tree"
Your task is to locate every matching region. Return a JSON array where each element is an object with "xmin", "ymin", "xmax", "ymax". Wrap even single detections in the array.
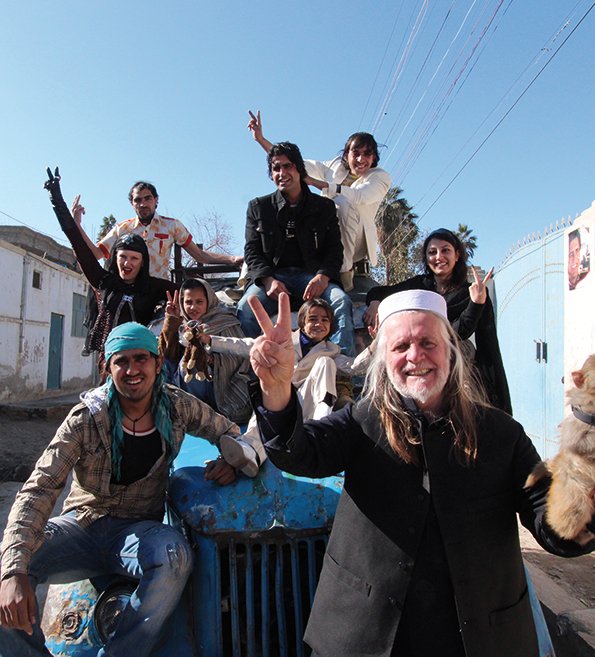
[
  {"xmin": 97, "ymin": 214, "xmax": 116, "ymax": 241},
  {"xmin": 455, "ymin": 223, "xmax": 477, "ymax": 261},
  {"xmin": 374, "ymin": 187, "xmax": 420, "ymax": 285}
]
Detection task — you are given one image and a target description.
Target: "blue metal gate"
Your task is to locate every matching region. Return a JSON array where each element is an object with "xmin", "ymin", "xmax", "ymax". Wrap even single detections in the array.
[{"xmin": 495, "ymin": 231, "xmax": 564, "ymax": 458}]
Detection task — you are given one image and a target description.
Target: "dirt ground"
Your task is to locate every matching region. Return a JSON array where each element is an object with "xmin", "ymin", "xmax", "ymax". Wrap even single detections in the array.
[
  {"xmin": 0, "ymin": 415, "xmax": 64, "ymax": 482},
  {"xmin": 1, "ymin": 411, "xmax": 594, "ymax": 609},
  {"xmin": 519, "ymin": 525, "xmax": 595, "ymax": 609}
]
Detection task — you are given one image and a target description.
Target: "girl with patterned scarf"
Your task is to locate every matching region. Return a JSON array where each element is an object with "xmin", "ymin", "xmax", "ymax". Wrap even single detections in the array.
[
  {"xmin": 159, "ymin": 279, "xmax": 253, "ymax": 424},
  {"xmin": 158, "ymin": 278, "xmax": 264, "ymax": 476}
]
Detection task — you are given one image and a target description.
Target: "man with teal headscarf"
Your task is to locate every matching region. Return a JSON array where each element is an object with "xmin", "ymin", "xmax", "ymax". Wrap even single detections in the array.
[{"xmin": 0, "ymin": 322, "xmax": 260, "ymax": 657}]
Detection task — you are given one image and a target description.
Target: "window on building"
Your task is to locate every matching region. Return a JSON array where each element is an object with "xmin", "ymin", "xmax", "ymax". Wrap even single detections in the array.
[
  {"xmin": 32, "ymin": 270, "xmax": 42, "ymax": 289},
  {"xmin": 71, "ymin": 292, "xmax": 87, "ymax": 338}
]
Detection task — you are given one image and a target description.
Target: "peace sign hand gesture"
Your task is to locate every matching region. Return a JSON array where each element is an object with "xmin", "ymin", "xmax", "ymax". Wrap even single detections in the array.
[
  {"xmin": 249, "ymin": 293, "xmax": 295, "ymax": 411},
  {"xmin": 165, "ymin": 290, "xmax": 180, "ymax": 317},
  {"xmin": 469, "ymin": 266, "xmax": 493, "ymax": 304},
  {"xmin": 247, "ymin": 110, "xmax": 263, "ymax": 141},
  {"xmin": 247, "ymin": 110, "xmax": 273, "ymax": 152}
]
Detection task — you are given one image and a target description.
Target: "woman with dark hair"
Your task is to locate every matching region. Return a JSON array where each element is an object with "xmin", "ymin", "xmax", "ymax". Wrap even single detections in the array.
[
  {"xmin": 248, "ymin": 111, "xmax": 391, "ymax": 291},
  {"xmin": 44, "ymin": 168, "xmax": 178, "ymax": 366},
  {"xmin": 363, "ymin": 228, "xmax": 512, "ymax": 414}
]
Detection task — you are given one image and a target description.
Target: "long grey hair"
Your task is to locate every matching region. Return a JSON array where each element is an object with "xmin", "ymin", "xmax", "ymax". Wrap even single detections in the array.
[{"xmin": 361, "ymin": 311, "xmax": 491, "ymax": 466}]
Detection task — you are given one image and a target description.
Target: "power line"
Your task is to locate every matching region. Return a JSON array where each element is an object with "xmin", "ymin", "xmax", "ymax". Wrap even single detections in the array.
[
  {"xmin": 382, "ymin": 2, "xmax": 457, "ymax": 156},
  {"xmin": 371, "ymin": 0, "xmax": 431, "ymax": 135},
  {"xmin": 388, "ymin": 0, "xmax": 507, "ymax": 180},
  {"xmin": 417, "ymin": 0, "xmax": 595, "ymax": 222},
  {"xmin": 0, "ymin": 208, "xmax": 71, "ymax": 247},
  {"xmin": 373, "ymin": 1, "xmax": 593, "ymax": 260},
  {"xmin": 358, "ymin": 6, "xmax": 405, "ymax": 130}
]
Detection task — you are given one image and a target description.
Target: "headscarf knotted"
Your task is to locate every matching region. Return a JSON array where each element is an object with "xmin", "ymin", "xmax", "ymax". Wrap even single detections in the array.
[
  {"xmin": 176, "ymin": 278, "xmax": 252, "ymax": 423},
  {"xmin": 104, "ymin": 322, "xmax": 174, "ymax": 482}
]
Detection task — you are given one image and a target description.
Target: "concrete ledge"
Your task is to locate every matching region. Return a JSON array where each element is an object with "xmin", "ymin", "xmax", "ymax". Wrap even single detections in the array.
[{"xmin": 0, "ymin": 393, "xmax": 81, "ymax": 420}]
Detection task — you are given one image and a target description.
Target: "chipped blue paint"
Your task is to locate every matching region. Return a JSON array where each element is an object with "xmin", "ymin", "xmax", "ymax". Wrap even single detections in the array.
[
  {"xmin": 170, "ymin": 435, "xmax": 342, "ymax": 534},
  {"xmin": 41, "ymin": 433, "xmax": 341, "ymax": 656},
  {"xmin": 166, "ymin": 435, "xmax": 343, "ymax": 656},
  {"xmin": 42, "ymin": 581, "xmax": 99, "ymax": 656},
  {"xmin": 43, "ymin": 578, "xmax": 195, "ymax": 657}
]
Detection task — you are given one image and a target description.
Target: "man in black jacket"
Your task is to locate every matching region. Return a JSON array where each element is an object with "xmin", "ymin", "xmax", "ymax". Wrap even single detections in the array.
[
  {"xmin": 247, "ymin": 289, "xmax": 594, "ymax": 657},
  {"xmin": 237, "ymin": 142, "xmax": 355, "ymax": 356}
]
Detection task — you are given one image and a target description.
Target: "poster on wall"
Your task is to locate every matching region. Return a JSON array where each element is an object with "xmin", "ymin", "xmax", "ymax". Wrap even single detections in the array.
[
  {"xmin": 567, "ymin": 226, "xmax": 590, "ymax": 291},
  {"xmin": 564, "ymin": 210, "xmax": 594, "ymax": 397}
]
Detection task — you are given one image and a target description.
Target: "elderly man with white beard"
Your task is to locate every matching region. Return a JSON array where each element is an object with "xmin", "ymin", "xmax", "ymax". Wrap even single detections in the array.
[{"xmin": 246, "ymin": 289, "xmax": 594, "ymax": 657}]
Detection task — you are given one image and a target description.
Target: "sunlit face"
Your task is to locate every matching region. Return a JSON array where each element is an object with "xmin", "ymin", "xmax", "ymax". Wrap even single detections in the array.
[
  {"xmin": 130, "ymin": 187, "xmax": 158, "ymax": 223},
  {"xmin": 425, "ymin": 238, "xmax": 459, "ymax": 280},
  {"xmin": 384, "ymin": 311, "xmax": 450, "ymax": 414},
  {"xmin": 270, "ymin": 155, "xmax": 302, "ymax": 199},
  {"xmin": 116, "ymin": 249, "xmax": 143, "ymax": 282},
  {"xmin": 108, "ymin": 349, "xmax": 160, "ymax": 405},
  {"xmin": 568, "ymin": 237, "xmax": 581, "ymax": 285},
  {"xmin": 182, "ymin": 286, "xmax": 208, "ymax": 321},
  {"xmin": 302, "ymin": 306, "xmax": 332, "ymax": 343},
  {"xmin": 346, "ymin": 142, "xmax": 375, "ymax": 177}
]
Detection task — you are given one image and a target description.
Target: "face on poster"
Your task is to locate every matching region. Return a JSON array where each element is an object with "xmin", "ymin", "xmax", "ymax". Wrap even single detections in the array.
[{"xmin": 567, "ymin": 227, "xmax": 591, "ymax": 291}]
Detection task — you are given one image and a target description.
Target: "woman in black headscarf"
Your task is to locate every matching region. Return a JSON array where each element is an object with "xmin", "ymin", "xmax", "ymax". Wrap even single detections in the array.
[
  {"xmin": 45, "ymin": 168, "xmax": 178, "ymax": 363},
  {"xmin": 364, "ymin": 228, "xmax": 512, "ymax": 414}
]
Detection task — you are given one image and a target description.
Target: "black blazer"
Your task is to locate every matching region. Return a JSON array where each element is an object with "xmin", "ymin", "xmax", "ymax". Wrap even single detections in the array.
[
  {"xmin": 256, "ymin": 392, "xmax": 589, "ymax": 657},
  {"xmin": 243, "ymin": 185, "xmax": 343, "ymax": 287}
]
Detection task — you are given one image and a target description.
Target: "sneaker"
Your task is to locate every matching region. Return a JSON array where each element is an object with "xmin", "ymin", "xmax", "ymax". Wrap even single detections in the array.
[{"xmin": 219, "ymin": 435, "xmax": 261, "ymax": 478}]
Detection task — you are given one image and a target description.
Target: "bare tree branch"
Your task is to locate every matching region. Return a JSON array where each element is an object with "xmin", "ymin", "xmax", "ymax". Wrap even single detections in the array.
[{"xmin": 181, "ymin": 211, "xmax": 239, "ymax": 268}]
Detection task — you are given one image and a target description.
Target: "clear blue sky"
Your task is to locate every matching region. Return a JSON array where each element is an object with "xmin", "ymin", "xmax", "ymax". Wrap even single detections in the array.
[{"xmin": 1, "ymin": 1, "xmax": 593, "ymax": 271}]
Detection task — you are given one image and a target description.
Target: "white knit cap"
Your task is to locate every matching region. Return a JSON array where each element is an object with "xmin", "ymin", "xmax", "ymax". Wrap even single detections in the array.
[{"xmin": 377, "ymin": 290, "xmax": 448, "ymax": 327}]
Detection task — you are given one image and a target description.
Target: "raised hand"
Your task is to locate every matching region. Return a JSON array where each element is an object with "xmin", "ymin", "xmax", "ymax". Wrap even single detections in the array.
[
  {"xmin": 71, "ymin": 194, "xmax": 86, "ymax": 226},
  {"xmin": 247, "ymin": 109, "xmax": 263, "ymax": 141},
  {"xmin": 44, "ymin": 166, "xmax": 76, "ymax": 232},
  {"xmin": 469, "ymin": 266, "xmax": 493, "ymax": 304},
  {"xmin": 43, "ymin": 166, "xmax": 61, "ymax": 192},
  {"xmin": 248, "ymin": 292, "xmax": 294, "ymax": 411},
  {"xmin": 165, "ymin": 290, "xmax": 180, "ymax": 317},
  {"xmin": 247, "ymin": 110, "xmax": 273, "ymax": 152}
]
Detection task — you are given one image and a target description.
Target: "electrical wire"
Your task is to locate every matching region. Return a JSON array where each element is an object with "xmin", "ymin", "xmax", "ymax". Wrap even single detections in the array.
[
  {"xmin": 358, "ymin": 5, "xmax": 405, "ymax": 130},
  {"xmin": 0, "ymin": 208, "xmax": 71, "ymax": 247},
  {"xmin": 388, "ymin": 0, "xmax": 506, "ymax": 180},
  {"xmin": 371, "ymin": 0, "xmax": 431, "ymax": 135},
  {"xmin": 374, "ymin": 1, "xmax": 593, "ymax": 258},
  {"xmin": 416, "ymin": 1, "xmax": 595, "ymax": 222}
]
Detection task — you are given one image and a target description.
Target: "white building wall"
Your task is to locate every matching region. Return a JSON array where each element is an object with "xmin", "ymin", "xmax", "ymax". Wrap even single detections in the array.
[{"xmin": 0, "ymin": 239, "xmax": 93, "ymax": 400}]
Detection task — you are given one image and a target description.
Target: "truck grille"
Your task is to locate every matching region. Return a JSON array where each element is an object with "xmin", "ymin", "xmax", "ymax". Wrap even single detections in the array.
[{"xmin": 192, "ymin": 532, "xmax": 328, "ymax": 657}]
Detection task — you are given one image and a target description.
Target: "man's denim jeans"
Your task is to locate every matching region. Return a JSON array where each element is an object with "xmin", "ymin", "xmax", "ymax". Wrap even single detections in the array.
[
  {"xmin": 0, "ymin": 512, "xmax": 193, "ymax": 657},
  {"xmin": 237, "ymin": 269, "xmax": 356, "ymax": 356}
]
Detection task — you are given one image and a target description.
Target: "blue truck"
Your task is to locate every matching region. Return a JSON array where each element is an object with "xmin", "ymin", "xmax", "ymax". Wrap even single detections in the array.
[{"xmin": 41, "ymin": 440, "xmax": 342, "ymax": 657}]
